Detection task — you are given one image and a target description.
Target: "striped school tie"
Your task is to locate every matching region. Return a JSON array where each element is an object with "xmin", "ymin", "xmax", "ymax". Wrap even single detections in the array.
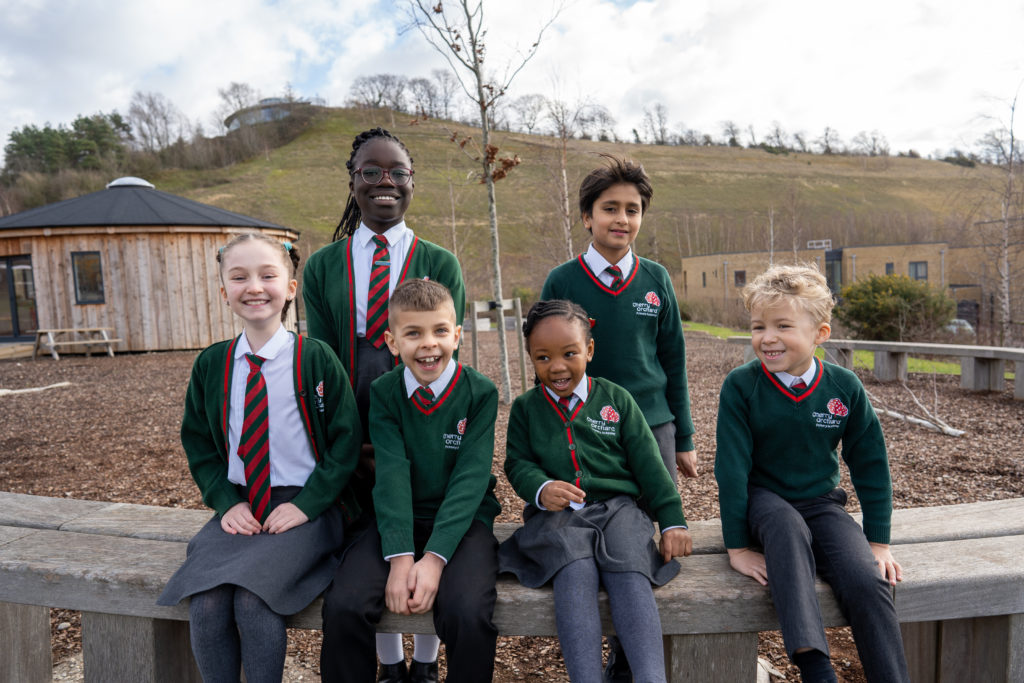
[
  {"xmin": 413, "ymin": 385, "xmax": 434, "ymax": 411},
  {"xmin": 605, "ymin": 265, "xmax": 624, "ymax": 289},
  {"xmin": 558, "ymin": 395, "xmax": 573, "ymax": 417},
  {"xmin": 366, "ymin": 235, "xmax": 390, "ymax": 348},
  {"xmin": 240, "ymin": 354, "xmax": 271, "ymax": 524}
]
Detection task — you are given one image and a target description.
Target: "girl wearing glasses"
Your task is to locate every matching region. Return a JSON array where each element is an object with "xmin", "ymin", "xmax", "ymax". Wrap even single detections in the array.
[{"xmin": 305, "ymin": 127, "xmax": 464, "ymax": 683}]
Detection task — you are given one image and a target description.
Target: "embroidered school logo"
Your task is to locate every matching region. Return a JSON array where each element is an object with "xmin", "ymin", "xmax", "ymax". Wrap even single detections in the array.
[
  {"xmin": 313, "ymin": 381, "xmax": 325, "ymax": 413},
  {"xmin": 826, "ymin": 398, "xmax": 849, "ymax": 417},
  {"xmin": 586, "ymin": 405, "xmax": 619, "ymax": 436},
  {"xmin": 599, "ymin": 405, "xmax": 620, "ymax": 423},
  {"xmin": 316, "ymin": 381, "xmax": 324, "ymax": 398},
  {"xmin": 443, "ymin": 417, "xmax": 468, "ymax": 450},
  {"xmin": 632, "ymin": 291, "xmax": 660, "ymax": 317}
]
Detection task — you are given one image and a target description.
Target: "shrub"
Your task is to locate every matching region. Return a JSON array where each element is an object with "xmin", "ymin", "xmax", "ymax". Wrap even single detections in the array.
[{"xmin": 836, "ymin": 274, "xmax": 955, "ymax": 341}]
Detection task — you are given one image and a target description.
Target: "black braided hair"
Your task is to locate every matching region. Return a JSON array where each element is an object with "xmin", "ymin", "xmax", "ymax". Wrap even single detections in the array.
[
  {"xmin": 523, "ymin": 299, "xmax": 593, "ymax": 348},
  {"xmin": 216, "ymin": 232, "xmax": 301, "ymax": 321},
  {"xmin": 331, "ymin": 127, "xmax": 415, "ymax": 242}
]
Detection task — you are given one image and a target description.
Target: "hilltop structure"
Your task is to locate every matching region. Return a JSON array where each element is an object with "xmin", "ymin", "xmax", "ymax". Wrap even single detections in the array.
[{"xmin": 0, "ymin": 177, "xmax": 298, "ymax": 350}]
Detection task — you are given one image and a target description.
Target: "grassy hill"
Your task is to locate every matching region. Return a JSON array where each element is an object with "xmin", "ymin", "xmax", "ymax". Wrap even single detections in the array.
[{"xmin": 149, "ymin": 107, "xmax": 1003, "ymax": 302}]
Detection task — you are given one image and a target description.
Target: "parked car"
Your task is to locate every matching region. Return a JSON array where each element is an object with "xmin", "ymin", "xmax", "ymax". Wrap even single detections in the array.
[{"xmin": 944, "ymin": 318, "xmax": 975, "ymax": 340}]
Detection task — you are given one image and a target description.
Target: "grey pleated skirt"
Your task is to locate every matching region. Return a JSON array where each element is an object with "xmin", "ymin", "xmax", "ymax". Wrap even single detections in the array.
[
  {"xmin": 498, "ymin": 494, "xmax": 680, "ymax": 588},
  {"xmin": 157, "ymin": 486, "xmax": 345, "ymax": 615}
]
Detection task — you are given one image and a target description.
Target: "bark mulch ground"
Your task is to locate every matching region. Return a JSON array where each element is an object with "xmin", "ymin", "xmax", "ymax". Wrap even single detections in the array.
[{"xmin": 1, "ymin": 328, "xmax": 1021, "ymax": 681}]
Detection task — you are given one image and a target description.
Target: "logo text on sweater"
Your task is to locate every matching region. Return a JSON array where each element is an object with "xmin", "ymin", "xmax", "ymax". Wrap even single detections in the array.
[
  {"xmin": 444, "ymin": 418, "xmax": 468, "ymax": 449},
  {"xmin": 632, "ymin": 291, "xmax": 660, "ymax": 317}
]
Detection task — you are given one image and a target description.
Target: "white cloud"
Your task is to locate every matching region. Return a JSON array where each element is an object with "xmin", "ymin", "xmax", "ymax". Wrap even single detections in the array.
[{"xmin": 2, "ymin": 0, "xmax": 1022, "ymax": 162}]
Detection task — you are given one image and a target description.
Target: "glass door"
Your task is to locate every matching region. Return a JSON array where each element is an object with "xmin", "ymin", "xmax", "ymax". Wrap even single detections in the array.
[{"xmin": 0, "ymin": 255, "xmax": 37, "ymax": 339}]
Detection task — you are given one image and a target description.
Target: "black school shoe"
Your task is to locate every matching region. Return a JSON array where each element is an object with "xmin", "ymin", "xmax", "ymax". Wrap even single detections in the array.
[
  {"xmin": 409, "ymin": 659, "xmax": 439, "ymax": 683},
  {"xmin": 603, "ymin": 646, "xmax": 633, "ymax": 683},
  {"xmin": 378, "ymin": 660, "xmax": 409, "ymax": 683}
]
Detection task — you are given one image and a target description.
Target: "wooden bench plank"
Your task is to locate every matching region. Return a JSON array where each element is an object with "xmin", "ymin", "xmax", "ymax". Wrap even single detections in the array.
[{"xmin": 0, "ymin": 492, "xmax": 112, "ymax": 530}]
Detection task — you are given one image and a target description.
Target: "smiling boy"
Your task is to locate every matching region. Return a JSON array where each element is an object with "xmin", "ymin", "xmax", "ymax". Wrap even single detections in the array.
[
  {"xmin": 715, "ymin": 264, "xmax": 909, "ymax": 682},
  {"xmin": 320, "ymin": 279, "xmax": 501, "ymax": 683}
]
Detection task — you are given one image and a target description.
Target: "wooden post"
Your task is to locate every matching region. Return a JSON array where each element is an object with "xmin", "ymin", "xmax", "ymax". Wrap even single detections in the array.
[
  {"xmin": 663, "ymin": 632, "xmax": 758, "ymax": 683},
  {"xmin": 873, "ymin": 351, "xmax": 907, "ymax": 382},
  {"xmin": 0, "ymin": 602, "xmax": 51, "ymax": 682},
  {"xmin": 513, "ymin": 297, "xmax": 527, "ymax": 395},
  {"xmin": 901, "ymin": 615, "xmax": 1023, "ymax": 683},
  {"xmin": 469, "ymin": 301, "xmax": 478, "ymax": 369},
  {"xmin": 1015, "ymin": 361, "xmax": 1024, "ymax": 400},
  {"xmin": 960, "ymin": 357, "xmax": 1005, "ymax": 393},
  {"xmin": 82, "ymin": 612, "xmax": 201, "ymax": 683}
]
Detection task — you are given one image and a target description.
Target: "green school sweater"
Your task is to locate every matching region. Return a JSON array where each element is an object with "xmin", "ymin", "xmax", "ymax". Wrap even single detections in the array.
[
  {"xmin": 541, "ymin": 255, "xmax": 694, "ymax": 452},
  {"xmin": 303, "ymin": 235, "xmax": 466, "ymax": 377},
  {"xmin": 180, "ymin": 333, "xmax": 362, "ymax": 522},
  {"xmin": 714, "ymin": 358, "xmax": 894, "ymax": 549},
  {"xmin": 370, "ymin": 364, "xmax": 501, "ymax": 560},
  {"xmin": 504, "ymin": 376, "xmax": 687, "ymax": 531}
]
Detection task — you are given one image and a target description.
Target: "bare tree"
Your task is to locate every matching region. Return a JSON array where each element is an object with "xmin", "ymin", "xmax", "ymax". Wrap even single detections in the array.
[
  {"xmin": 767, "ymin": 121, "xmax": 788, "ymax": 150},
  {"xmin": 510, "ymin": 94, "xmax": 547, "ymax": 134},
  {"xmin": 975, "ymin": 90, "xmax": 1024, "ymax": 344},
  {"xmin": 408, "ymin": 77, "xmax": 440, "ymax": 116},
  {"xmin": 348, "ymin": 74, "xmax": 407, "ymax": 111},
  {"xmin": 642, "ymin": 103, "xmax": 669, "ymax": 145},
  {"xmin": 721, "ymin": 120, "xmax": 741, "ymax": 147},
  {"xmin": 213, "ymin": 82, "xmax": 259, "ymax": 133},
  {"xmin": 128, "ymin": 91, "xmax": 185, "ymax": 153},
  {"xmin": 431, "ymin": 68, "xmax": 460, "ymax": 120},
  {"xmin": 792, "ymin": 131, "xmax": 809, "ymax": 153},
  {"xmin": 852, "ymin": 130, "xmax": 889, "ymax": 157},
  {"xmin": 406, "ymin": 0, "xmax": 560, "ymax": 403},
  {"xmin": 816, "ymin": 126, "xmax": 842, "ymax": 155},
  {"xmin": 578, "ymin": 105, "xmax": 615, "ymax": 141}
]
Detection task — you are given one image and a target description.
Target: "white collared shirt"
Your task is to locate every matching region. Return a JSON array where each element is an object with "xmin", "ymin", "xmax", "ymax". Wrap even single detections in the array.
[
  {"xmin": 227, "ymin": 325, "xmax": 317, "ymax": 488},
  {"xmin": 403, "ymin": 359, "xmax": 457, "ymax": 399},
  {"xmin": 775, "ymin": 362, "xmax": 817, "ymax": 389},
  {"xmin": 583, "ymin": 244, "xmax": 634, "ymax": 287},
  {"xmin": 353, "ymin": 222, "xmax": 413, "ymax": 335}
]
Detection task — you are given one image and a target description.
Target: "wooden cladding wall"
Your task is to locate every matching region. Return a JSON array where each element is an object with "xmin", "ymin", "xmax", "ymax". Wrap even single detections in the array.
[{"xmin": 2, "ymin": 226, "xmax": 298, "ymax": 351}]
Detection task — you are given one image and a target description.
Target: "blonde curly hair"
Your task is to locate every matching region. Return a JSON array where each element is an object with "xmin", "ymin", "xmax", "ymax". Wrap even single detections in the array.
[{"xmin": 742, "ymin": 263, "xmax": 834, "ymax": 324}]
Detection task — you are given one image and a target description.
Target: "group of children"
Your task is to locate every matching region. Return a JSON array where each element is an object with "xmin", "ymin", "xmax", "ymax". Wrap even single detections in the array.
[{"xmin": 158, "ymin": 127, "xmax": 910, "ymax": 683}]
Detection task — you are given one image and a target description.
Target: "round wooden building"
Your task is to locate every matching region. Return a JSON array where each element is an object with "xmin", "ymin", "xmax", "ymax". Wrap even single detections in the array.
[{"xmin": 0, "ymin": 177, "xmax": 299, "ymax": 351}]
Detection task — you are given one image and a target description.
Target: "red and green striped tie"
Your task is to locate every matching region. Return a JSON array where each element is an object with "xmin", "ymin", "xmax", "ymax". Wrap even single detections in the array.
[
  {"xmin": 366, "ymin": 235, "xmax": 391, "ymax": 348},
  {"xmin": 412, "ymin": 385, "xmax": 434, "ymax": 411},
  {"xmin": 240, "ymin": 353, "xmax": 271, "ymax": 524},
  {"xmin": 605, "ymin": 264, "xmax": 624, "ymax": 289}
]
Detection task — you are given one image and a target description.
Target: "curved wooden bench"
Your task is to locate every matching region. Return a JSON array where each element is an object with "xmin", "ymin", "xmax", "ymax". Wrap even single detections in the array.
[{"xmin": 2, "ymin": 492, "xmax": 1022, "ymax": 682}]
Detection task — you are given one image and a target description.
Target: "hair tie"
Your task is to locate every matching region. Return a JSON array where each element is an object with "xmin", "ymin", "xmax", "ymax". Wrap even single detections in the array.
[
  {"xmin": 282, "ymin": 241, "xmax": 293, "ymax": 251},
  {"xmin": 218, "ymin": 246, "xmax": 225, "ymax": 255}
]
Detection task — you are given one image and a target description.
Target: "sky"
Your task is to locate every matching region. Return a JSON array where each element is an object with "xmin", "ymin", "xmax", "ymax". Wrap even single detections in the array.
[{"xmin": 2, "ymin": 0, "xmax": 1023, "ymax": 162}]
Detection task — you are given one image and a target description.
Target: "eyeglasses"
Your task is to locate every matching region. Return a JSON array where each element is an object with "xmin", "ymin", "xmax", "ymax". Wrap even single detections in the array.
[{"xmin": 353, "ymin": 166, "xmax": 414, "ymax": 186}]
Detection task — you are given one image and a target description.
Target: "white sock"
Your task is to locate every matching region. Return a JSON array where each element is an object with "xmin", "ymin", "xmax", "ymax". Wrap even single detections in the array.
[
  {"xmin": 376, "ymin": 633, "xmax": 405, "ymax": 666},
  {"xmin": 412, "ymin": 634, "xmax": 440, "ymax": 663}
]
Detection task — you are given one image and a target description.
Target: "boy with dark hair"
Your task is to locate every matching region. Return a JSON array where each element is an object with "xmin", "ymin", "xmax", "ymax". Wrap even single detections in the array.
[
  {"xmin": 715, "ymin": 264, "xmax": 909, "ymax": 683},
  {"xmin": 320, "ymin": 279, "xmax": 500, "ymax": 683}
]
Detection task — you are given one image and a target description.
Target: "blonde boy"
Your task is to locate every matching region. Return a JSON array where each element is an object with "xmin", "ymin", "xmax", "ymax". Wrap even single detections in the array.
[{"xmin": 714, "ymin": 264, "xmax": 909, "ymax": 682}]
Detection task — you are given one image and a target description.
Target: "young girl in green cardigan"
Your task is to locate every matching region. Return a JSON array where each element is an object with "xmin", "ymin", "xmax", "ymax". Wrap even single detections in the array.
[
  {"xmin": 499, "ymin": 299, "xmax": 691, "ymax": 683},
  {"xmin": 158, "ymin": 233, "xmax": 361, "ymax": 682},
  {"xmin": 304, "ymin": 127, "xmax": 463, "ymax": 681}
]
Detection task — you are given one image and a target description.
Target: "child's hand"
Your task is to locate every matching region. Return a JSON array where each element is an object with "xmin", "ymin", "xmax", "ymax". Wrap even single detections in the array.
[
  {"xmin": 870, "ymin": 542, "xmax": 903, "ymax": 585},
  {"xmin": 262, "ymin": 502, "xmax": 308, "ymax": 534},
  {"xmin": 676, "ymin": 450, "xmax": 698, "ymax": 478},
  {"xmin": 407, "ymin": 554, "xmax": 445, "ymax": 614},
  {"xmin": 727, "ymin": 547, "xmax": 768, "ymax": 586},
  {"xmin": 660, "ymin": 527, "xmax": 693, "ymax": 562},
  {"xmin": 221, "ymin": 502, "xmax": 261, "ymax": 535},
  {"xmin": 386, "ymin": 556, "xmax": 415, "ymax": 615},
  {"xmin": 539, "ymin": 481, "xmax": 586, "ymax": 511}
]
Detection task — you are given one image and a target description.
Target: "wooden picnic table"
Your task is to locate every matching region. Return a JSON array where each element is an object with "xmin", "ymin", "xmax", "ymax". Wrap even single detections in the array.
[{"xmin": 32, "ymin": 327, "xmax": 123, "ymax": 361}]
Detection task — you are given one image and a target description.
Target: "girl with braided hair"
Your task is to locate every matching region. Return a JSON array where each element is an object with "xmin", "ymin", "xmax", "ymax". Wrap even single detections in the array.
[{"xmin": 306, "ymin": 128, "xmax": 464, "ymax": 683}]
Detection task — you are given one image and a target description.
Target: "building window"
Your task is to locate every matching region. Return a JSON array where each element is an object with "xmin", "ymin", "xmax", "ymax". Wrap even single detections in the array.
[
  {"xmin": 909, "ymin": 261, "xmax": 928, "ymax": 281},
  {"xmin": 885, "ymin": 262, "xmax": 894, "ymax": 275},
  {"xmin": 734, "ymin": 270, "xmax": 746, "ymax": 287},
  {"xmin": 71, "ymin": 251, "xmax": 105, "ymax": 304},
  {"xmin": 702, "ymin": 272, "xmax": 706, "ymax": 288}
]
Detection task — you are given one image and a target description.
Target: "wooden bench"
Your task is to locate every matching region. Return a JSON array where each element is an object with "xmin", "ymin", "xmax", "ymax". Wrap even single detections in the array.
[
  {"xmin": 31, "ymin": 328, "xmax": 123, "ymax": 361},
  {"xmin": 1, "ymin": 491, "xmax": 1022, "ymax": 682},
  {"xmin": 726, "ymin": 336, "xmax": 1024, "ymax": 400}
]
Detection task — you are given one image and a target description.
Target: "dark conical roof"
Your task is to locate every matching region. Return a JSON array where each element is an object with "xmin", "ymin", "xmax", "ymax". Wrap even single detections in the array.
[{"xmin": 0, "ymin": 177, "xmax": 287, "ymax": 230}]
